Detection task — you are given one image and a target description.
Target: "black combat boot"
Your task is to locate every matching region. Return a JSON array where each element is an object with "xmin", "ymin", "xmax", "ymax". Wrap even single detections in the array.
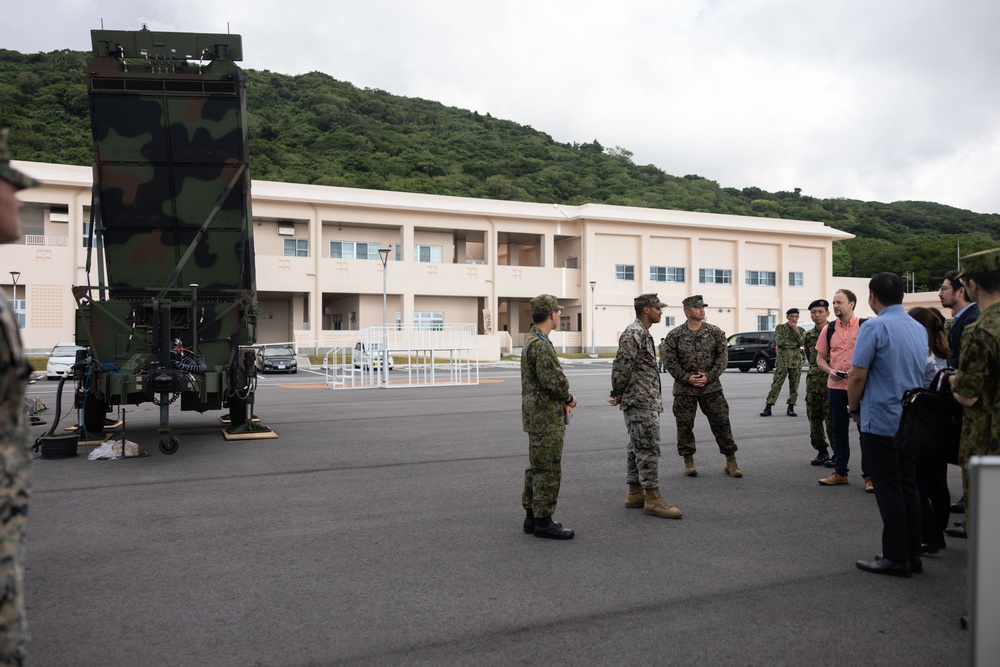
[
  {"xmin": 533, "ymin": 516, "xmax": 574, "ymax": 540},
  {"xmin": 760, "ymin": 404, "xmax": 772, "ymax": 417},
  {"xmin": 787, "ymin": 404, "xmax": 797, "ymax": 417}
]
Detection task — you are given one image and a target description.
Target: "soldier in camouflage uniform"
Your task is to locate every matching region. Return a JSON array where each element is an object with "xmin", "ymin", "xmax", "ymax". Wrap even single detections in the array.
[
  {"xmin": 663, "ymin": 295, "xmax": 742, "ymax": 478},
  {"xmin": 950, "ymin": 249, "xmax": 1000, "ymax": 531},
  {"xmin": 760, "ymin": 308, "xmax": 805, "ymax": 417},
  {"xmin": 658, "ymin": 337, "xmax": 668, "ymax": 373},
  {"xmin": 609, "ymin": 294, "xmax": 682, "ymax": 519},
  {"xmin": 521, "ymin": 294, "xmax": 576, "ymax": 539},
  {"xmin": 0, "ymin": 129, "xmax": 40, "ymax": 667},
  {"xmin": 805, "ymin": 300, "xmax": 835, "ymax": 465}
]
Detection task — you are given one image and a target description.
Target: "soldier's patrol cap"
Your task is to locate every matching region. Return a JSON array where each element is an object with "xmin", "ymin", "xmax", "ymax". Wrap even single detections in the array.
[
  {"xmin": 634, "ymin": 293, "xmax": 667, "ymax": 309},
  {"xmin": 808, "ymin": 299, "xmax": 830, "ymax": 310},
  {"xmin": 530, "ymin": 294, "xmax": 563, "ymax": 317},
  {"xmin": 957, "ymin": 247, "xmax": 1000, "ymax": 279},
  {"xmin": 786, "ymin": 307, "xmax": 799, "ymax": 315},
  {"xmin": 682, "ymin": 295, "xmax": 708, "ymax": 308},
  {"xmin": 0, "ymin": 129, "xmax": 41, "ymax": 190}
]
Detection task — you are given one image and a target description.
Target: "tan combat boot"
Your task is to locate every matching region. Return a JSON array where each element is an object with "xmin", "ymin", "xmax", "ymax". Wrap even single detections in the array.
[
  {"xmin": 724, "ymin": 454, "xmax": 743, "ymax": 478},
  {"xmin": 683, "ymin": 454, "xmax": 698, "ymax": 477},
  {"xmin": 643, "ymin": 488, "xmax": 683, "ymax": 519},
  {"xmin": 625, "ymin": 483, "xmax": 645, "ymax": 508}
]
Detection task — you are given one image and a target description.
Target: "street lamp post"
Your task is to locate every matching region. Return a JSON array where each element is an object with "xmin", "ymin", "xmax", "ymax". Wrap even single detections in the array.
[
  {"xmin": 9, "ymin": 271, "xmax": 20, "ymax": 329},
  {"xmin": 378, "ymin": 247, "xmax": 391, "ymax": 387},
  {"xmin": 588, "ymin": 281, "xmax": 597, "ymax": 358}
]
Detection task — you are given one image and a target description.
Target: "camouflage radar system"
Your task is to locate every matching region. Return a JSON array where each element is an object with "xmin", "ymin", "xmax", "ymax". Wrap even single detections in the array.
[{"xmin": 73, "ymin": 27, "xmax": 275, "ymax": 454}]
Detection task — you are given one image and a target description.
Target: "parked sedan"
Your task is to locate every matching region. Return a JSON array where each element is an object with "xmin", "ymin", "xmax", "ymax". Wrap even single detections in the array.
[
  {"xmin": 256, "ymin": 346, "xmax": 298, "ymax": 374},
  {"xmin": 46, "ymin": 342, "xmax": 84, "ymax": 380}
]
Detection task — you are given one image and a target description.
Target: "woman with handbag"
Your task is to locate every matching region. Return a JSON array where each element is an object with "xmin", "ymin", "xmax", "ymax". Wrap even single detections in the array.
[{"xmin": 907, "ymin": 307, "xmax": 952, "ymax": 553}]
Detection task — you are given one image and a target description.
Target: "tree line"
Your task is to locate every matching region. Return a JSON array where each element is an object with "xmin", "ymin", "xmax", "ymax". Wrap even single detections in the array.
[{"xmin": 2, "ymin": 48, "xmax": 997, "ymax": 289}]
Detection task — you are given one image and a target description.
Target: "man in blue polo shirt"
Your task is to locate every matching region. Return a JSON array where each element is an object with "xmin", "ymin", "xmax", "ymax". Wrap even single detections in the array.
[{"xmin": 847, "ymin": 272, "xmax": 927, "ymax": 577}]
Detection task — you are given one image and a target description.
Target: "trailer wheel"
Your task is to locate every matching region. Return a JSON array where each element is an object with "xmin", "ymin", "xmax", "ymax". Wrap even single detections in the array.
[{"xmin": 159, "ymin": 436, "xmax": 180, "ymax": 455}]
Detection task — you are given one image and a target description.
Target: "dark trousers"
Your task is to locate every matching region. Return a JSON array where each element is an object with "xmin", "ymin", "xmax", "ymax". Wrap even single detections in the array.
[
  {"xmin": 829, "ymin": 388, "xmax": 868, "ymax": 478},
  {"xmin": 915, "ymin": 456, "xmax": 950, "ymax": 548},
  {"xmin": 861, "ymin": 432, "xmax": 921, "ymax": 563}
]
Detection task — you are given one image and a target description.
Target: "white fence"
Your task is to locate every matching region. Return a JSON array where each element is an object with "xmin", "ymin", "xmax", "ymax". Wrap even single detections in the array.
[{"xmin": 318, "ymin": 323, "xmax": 480, "ymax": 390}]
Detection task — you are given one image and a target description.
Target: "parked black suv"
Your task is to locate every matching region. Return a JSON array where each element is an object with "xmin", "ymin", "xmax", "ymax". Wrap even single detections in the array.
[{"xmin": 727, "ymin": 331, "xmax": 776, "ymax": 373}]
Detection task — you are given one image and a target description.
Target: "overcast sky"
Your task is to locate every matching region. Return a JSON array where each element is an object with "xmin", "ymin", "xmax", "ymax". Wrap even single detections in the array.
[{"xmin": 8, "ymin": 0, "xmax": 1000, "ymax": 214}]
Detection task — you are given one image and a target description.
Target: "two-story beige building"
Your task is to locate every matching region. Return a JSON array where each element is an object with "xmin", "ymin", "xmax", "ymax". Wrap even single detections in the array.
[{"xmin": 5, "ymin": 161, "xmax": 864, "ymax": 358}]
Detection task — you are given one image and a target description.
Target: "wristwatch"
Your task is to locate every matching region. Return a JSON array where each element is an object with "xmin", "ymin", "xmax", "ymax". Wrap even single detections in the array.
[{"xmin": 848, "ymin": 407, "xmax": 859, "ymax": 414}]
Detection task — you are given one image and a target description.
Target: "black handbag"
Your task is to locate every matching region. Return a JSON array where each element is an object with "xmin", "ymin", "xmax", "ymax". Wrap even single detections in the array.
[{"xmin": 894, "ymin": 368, "xmax": 962, "ymax": 460}]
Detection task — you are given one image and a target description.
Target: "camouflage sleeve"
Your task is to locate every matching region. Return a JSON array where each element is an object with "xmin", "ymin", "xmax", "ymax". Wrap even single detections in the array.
[
  {"xmin": 527, "ymin": 339, "xmax": 570, "ymax": 402},
  {"xmin": 705, "ymin": 326, "xmax": 728, "ymax": 382},
  {"xmin": 611, "ymin": 330, "xmax": 637, "ymax": 397},
  {"xmin": 662, "ymin": 331, "xmax": 685, "ymax": 382},
  {"xmin": 953, "ymin": 325, "xmax": 997, "ymax": 399}
]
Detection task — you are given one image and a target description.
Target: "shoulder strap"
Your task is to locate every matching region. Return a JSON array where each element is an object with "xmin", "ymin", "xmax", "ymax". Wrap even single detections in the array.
[{"xmin": 826, "ymin": 317, "xmax": 867, "ymax": 348}]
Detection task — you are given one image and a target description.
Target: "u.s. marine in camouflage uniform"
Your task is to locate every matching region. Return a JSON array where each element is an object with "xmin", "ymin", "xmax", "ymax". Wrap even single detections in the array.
[
  {"xmin": 950, "ymin": 248, "xmax": 1000, "ymax": 537},
  {"xmin": 804, "ymin": 299, "xmax": 834, "ymax": 465},
  {"xmin": 0, "ymin": 129, "xmax": 40, "ymax": 667},
  {"xmin": 663, "ymin": 295, "xmax": 741, "ymax": 478},
  {"xmin": 609, "ymin": 294, "xmax": 682, "ymax": 519},
  {"xmin": 521, "ymin": 294, "xmax": 576, "ymax": 539},
  {"xmin": 658, "ymin": 337, "xmax": 668, "ymax": 373},
  {"xmin": 761, "ymin": 308, "xmax": 805, "ymax": 416}
]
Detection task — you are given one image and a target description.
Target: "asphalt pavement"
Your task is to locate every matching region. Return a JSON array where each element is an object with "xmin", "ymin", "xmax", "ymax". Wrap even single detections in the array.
[{"xmin": 24, "ymin": 366, "xmax": 969, "ymax": 666}]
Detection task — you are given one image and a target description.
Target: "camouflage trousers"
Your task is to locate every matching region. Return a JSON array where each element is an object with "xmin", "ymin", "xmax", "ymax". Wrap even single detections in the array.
[
  {"xmin": 522, "ymin": 429, "xmax": 565, "ymax": 519},
  {"xmin": 0, "ymin": 448, "xmax": 31, "ymax": 667},
  {"xmin": 959, "ymin": 430, "xmax": 1000, "ymax": 529},
  {"xmin": 623, "ymin": 408, "xmax": 661, "ymax": 489},
  {"xmin": 673, "ymin": 391, "xmax": 737, "ymax": 457},
  {"xmin": 766, "ymin": 361, "xmax": 801, "ymax": 406},
  {"xmin": 805, "ymin": 372, "xmax": 833, "ymax": 452}
]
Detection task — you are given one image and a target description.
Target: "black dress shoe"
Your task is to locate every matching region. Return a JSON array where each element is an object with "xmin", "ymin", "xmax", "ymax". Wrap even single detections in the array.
[
  {"xmin": 877, "ymin": 554, "xmax": 922, "ymax": 573},
  {"xmin": 945, "ymin": 523, "xmax": 967, "ymax": 539},
  {"xmin": 856, "ymin": 557, "xmax": 912, "ymax": 578},
  {"xmin": 961, "ymin": 613, "xmax": 969, "ymax": 630},
  {"xmin": 920, "ymin": 543, "xmax": 940, "ymax": 555},
  {"xmin": 950, "ymin": 497, "xmax": 965, "ymax": 514},
  {"xmin": 534, "ymin": 519, "xmax": 574, "ymax": 540},
  {"xmin": 823, "ymin": 459, "xmax": 836, "ymax": 468},
  {"xmin": 810, "ymin": 451, "xmax": 830, "ymax": 466}
]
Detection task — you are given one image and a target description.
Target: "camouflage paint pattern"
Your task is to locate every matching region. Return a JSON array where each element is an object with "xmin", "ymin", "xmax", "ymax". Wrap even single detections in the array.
[
  {"xmin": 74, "ymin": 29, "xmax": 260, "ymax": 446},
  {"xmin": 673, "ymin": 392, "xmax": 738, "ymax": 457},
  {"xmin": 765, "ymin": 322, "xmax": 805, "ymax": 405},
  {"xmin": 0, "ymin": 292, "xmax": 31, "ymax": 665},
  {"xmin": 521, "ymin": 325, "xmax": 570, "ymax": 518},
  {"xmin": 953, "ymin": 302, "xmax": 1000, "ymax": 523},
  {"xmin": 804, "ymin": 325, "xmax": 834, "ymax": 451}
]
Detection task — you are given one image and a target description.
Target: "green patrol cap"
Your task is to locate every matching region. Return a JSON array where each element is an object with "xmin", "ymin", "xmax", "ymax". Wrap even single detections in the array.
[
  {"xmin": 682, "ymin": 295, "xmax": 708, "ymax": 308},
  {"xmin": 634, "ymin": 293, "xmax": 667, "ymax": 309},
  {"xmin": 530, "ymin": 294, "xmax": 562, "ymax": 317},
  {"xmin": 957, "ymin": 247, "xmax": 1000, "ymax": 279},
  {"xmin": 0, "ymin": 129, "xmax": 41, "ymax": 190}
]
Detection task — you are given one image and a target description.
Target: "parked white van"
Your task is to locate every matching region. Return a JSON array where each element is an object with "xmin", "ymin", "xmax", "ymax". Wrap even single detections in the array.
[{"xmin": 352, "ymin": 342, "xmax": 394, "ymax": 370}]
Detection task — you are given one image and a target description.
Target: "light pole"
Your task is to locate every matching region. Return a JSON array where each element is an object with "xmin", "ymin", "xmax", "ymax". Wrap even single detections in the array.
[
  {"xmin": 378, "ymin": 247, "xmax": 391, "ymax": 387},
  {"xmin": 9, "ymin": 271, "xmax": 20, "ymax": 329},
  {"xmin": 589, "ymin": 280, "xmax": 597, "ymax": 358}
]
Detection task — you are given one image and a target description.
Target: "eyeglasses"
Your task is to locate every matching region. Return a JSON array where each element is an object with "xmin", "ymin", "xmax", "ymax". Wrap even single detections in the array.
[{"xmin": 938, "ymin": 286, "xmax": 953, "ymax": 293}]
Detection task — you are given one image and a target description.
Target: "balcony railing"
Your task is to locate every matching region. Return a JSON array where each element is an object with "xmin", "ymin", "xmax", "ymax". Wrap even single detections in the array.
[{"xmin": 22, "ymin": 235, "xmax": 68, "ymax": 246}]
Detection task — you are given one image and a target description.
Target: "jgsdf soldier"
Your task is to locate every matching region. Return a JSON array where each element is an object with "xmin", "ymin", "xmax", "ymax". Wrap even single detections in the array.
[
  {"xmin": 608, "ymin": 294, "xmax": 682, "ymax": 519},
  {"xmin": 805, "ymin": 300, "xmax": 835, "ymax": 465},
  {"xmin": 521, "ymin": 294, "xmax": 577, "ymax": 539},
  {"xmin": 663, "ymin": 295, "xmax": 742, "ymax": 478},
  {"xmin": 760, "ymin": 308, "xmax": 805, "ymax": 417},
  {"xmin": 0, "ymin": 129, "xmax": 40, "ymax": 666}
]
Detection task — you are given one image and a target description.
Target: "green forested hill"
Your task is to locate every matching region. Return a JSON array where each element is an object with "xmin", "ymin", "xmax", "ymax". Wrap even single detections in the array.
[{"xmin": 2, "ymin": 48, "xmax": 997, "ymax": 289}]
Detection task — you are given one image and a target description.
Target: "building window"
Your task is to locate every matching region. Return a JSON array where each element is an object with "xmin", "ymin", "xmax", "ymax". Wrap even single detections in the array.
[
  {"xmin": 414, "ymin": 311, "xmax": 444, "ymax": 330},
  {"xmin": 745, "ymin": 270, "xmax": 776, "ymax": 286},
  {"xmin": 394, "ymin": 244, "xmax": 402, "ymax": 261},
  {"xmin": 414, "ymin": 245, "xmax": 443, "ymax": 263},
  {"xmin": 10, "ymin": 298, "xmax": 25, "ymax": 328},
  {"xmin": 699, "ymin": 268, "xmax": 732, "ymax": 285},
  {"xmin": 331, "ymin": 241, "xmax": 380, "ymax": 260},
  {"xmin": 283, "ymin": 239, "xmax": 309, "ymax": 257},
  {"xmin": 651, "ymin": 266, "xmax": 685, "ymax": 283},
  {"xmin": 332, "ymin": 314, "xmax": 342, "ymax": 330},
  {"xmin": 664, "ymin": 316, "xmax": 676, "ymax": 327},
  {"xmin": 615, "ymin": 264, "xmax": 635, "ymax": 281},
  {"xmin": 559, "ymin": 315, "xmax": 570, "ymax": 331},
  {"xmin": 757, "ymin": 314, "xmax": 776, "ymax": 331},
  {"xmin": 789, "ymin": 272, "xmax": 804, "ymax": 287}
]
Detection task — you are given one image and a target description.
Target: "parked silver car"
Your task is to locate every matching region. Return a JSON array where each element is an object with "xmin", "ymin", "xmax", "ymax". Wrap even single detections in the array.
[{"xmin": 46, "ymin": 342, "xmax": 84, "ymax": 380}]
